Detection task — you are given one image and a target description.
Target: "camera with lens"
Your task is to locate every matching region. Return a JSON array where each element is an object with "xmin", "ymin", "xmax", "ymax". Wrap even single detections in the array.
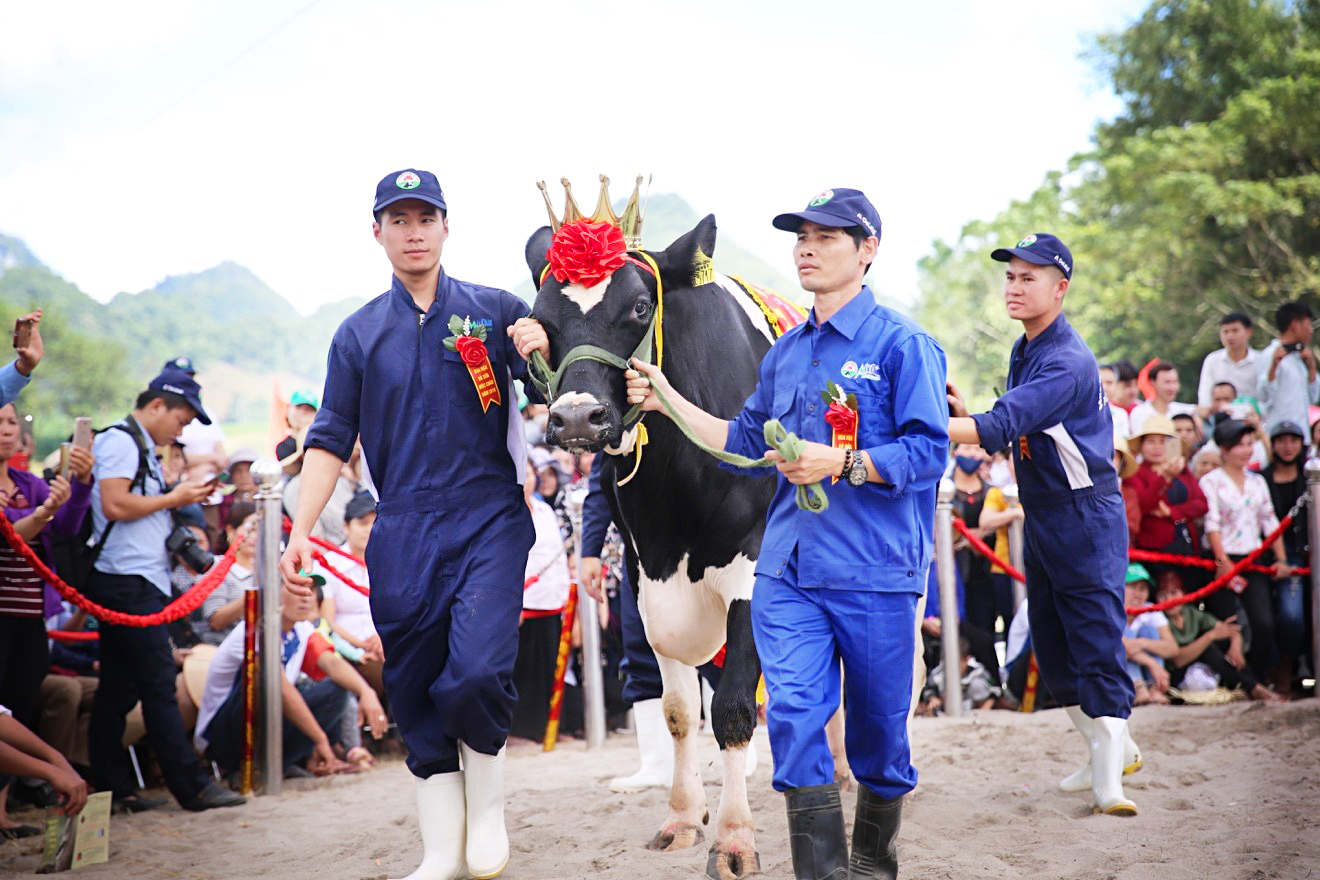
[{"xmin": 167, "ymin": 521, "xmax": 214, "ymax": 573}]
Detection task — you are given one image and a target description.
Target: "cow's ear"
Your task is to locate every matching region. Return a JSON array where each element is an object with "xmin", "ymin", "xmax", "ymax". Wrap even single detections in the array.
[
  {"xmin": 525, "ymin": 226, "xmax": 554, "ymax": 288},
  {"xmin": 655, "ymin": 214, "xmax": 717, "ymax": 290}
]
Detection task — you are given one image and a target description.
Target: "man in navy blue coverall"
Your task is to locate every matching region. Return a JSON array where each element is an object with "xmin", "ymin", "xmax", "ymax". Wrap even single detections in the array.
[
  {"xmin": 283, "ymin": 169, "xmax": 552, "ymax": 880},
  {"xmin": 625, "ymin": 188, "xmax": 948, "ymax": 880},
  {"xmin": 948, "ymin": 233, "xmax": 1141, "ymax": 817}
]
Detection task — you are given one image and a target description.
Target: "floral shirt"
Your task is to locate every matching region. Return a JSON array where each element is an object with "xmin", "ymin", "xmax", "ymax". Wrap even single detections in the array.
[{"xmin": 1199, "ymin": 467, "xmax": 1279, "ymax": 555}]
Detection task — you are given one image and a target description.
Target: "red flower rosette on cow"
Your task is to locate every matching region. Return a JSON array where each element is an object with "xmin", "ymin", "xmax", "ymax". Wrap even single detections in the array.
[
  {"xmin": 443, "ymin": 315, "xmax": 502, "ymax": 412},
  {"xmin": 819, "ymin": 380, "xmax": 858, "ymax": 485},
  {"xmin": 546, "ymin": 220, "xmax": 629, "ymax": 288}
]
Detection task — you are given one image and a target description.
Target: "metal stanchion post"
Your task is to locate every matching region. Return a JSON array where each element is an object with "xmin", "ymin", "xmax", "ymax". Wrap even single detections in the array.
[
  {"xmin": 251, "ymin": 458, "xmax": 284, "ymax": 795},
  {"xmin": 934, "ymin": 478, "xmax": 961, "ymax": 717},
  {"xmin": 1005, "ymin": 483, "xmax": 1026, "ymax": 612},
  {"xmin": 1306, "ymin": 460, "xmax": 1320, "ymax": 691},
  {"xmin": 565, "ymin": 487, "xmax": 606, "ymax": 747}
]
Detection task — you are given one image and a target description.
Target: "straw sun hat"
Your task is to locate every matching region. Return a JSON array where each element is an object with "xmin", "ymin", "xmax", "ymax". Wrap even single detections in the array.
[
  {"xmin": 1127, "ymin": 414, "xmax": 1182, "ymax": 459},
  {"xmin": 1113, "ymin": 424, "xmax": 1139, "ymax": 478}
]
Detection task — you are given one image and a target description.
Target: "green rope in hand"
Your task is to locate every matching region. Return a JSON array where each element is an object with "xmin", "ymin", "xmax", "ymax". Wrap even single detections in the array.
[{"xmin": 528, "ymin": 349, "xmax": 827, "ymax": 513}]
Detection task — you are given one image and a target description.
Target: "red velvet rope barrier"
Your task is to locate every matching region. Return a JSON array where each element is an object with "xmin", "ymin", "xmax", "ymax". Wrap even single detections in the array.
[
  {"xmin": 48, "ymin": 630, "xmax": 98, "ymax": 642},
  {"xmin": 1129, "ymin": 546, "xmax": 1308, "ymax": 576},
  {"xmin": 951, "ymin": 518, "xmax": 1027, "ymax": 584},
  {"xmin": 0, "ymin": 514, "xmax": 242, "ymax": 627},
  {"xmin": 951, "ymin": 512, "xmax": 1300, "ymax": 615},
  {"xmin": 312, "ymin": 550, "xmax": 369, "ymax": 597}
]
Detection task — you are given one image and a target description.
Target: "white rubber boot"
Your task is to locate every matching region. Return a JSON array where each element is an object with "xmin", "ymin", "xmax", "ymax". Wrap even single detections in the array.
[
  {"xmin": 1090, "ymin": 717, "xmax": 1138, "ymax": 816},
  {"xmin": 1059, "ymin": 705, "xmax": 1142, "ymax": 792},
  {"xmin": 609, "ymin": 698, "xmax": 674, "ymax": 793},
  {"xmin": 460, "ymin": 743, "xmax": 509, "ymax": 879},
  {"xmin": 390, "ymin": 771, "xmax": 467, "ymax": 880}
]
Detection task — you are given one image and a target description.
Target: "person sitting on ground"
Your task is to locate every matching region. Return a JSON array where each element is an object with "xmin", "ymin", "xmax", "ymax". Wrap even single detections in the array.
[
  {"xmin": 315, "ymin": 490, "xmax": 384, "ymax": 701},
  {"xmin": 1199, "ymin": 418, "xmax": 1293, "ymax": 685},
  {"xmin": 1124, "ymin": 415, "xmax": 1207, "ymax": 557},
  {"xmin": 918, "ymin": 637, "xmax": 1000, "ymax": 716},
  {"xmin": 194, "ymin": 574, "xmax": 387, "ymax": 778},
  {"xmin": 1196, "ymin": 312, "xmax": 1260, "ymax": 421},
  {"xmin": 1130, "ymin": 360, "xmax": 1197, "ymax": 435},
  {"xmin": 0, "ymin": 703, "xmax": 87, "ymax": 835},
  {"xmin": 1120, "ymin": 565, "xmax": 1177, "ymax": 706},
  {"xmin": 196, "ymin": 503, "xmax": 257, "ymax": 646},
  {"xmin": 1153, "ymin": 571, "xmax": 1282, "ymax": 702}
]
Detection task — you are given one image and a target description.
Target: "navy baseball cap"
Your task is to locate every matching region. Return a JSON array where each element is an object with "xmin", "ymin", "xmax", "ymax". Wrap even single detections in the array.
[
  {"xmin": 373, "ymin": 169, "xmax": 447, "ymax": 216},
  {"xmin": 148, "ymin": 365, "xmax": 210, "ymax": 424},
  {"xmin": 772, "ymin": 188, "xmax": 881, "ymax": 241},
  {"xmin": 165, "ymin": 356, "xmax": 195, "ymax": 376},
  {"xmin": 991, "ymin": 233, "xmax": 1073, "ymax": 279}
]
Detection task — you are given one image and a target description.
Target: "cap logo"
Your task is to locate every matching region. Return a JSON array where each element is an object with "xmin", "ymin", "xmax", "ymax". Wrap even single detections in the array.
[
  {"xmin": 855, "ymin": 213, "xmax": 877, "ymax": 237},
  {"xmin": 807, "ymin": 190, "xmax": 834, "ymax": 207},
  {"xmin": 396, "ymin": 171, "xmax": 421, "ymax": 190},
  {"xmin": 162, "ymin": 384, "xmax": 185, "ymax": 395},
  {"xmin": 1016, "ymin": 234, "xmax": 1037, "ymax": 248},
  {"xmin": 1054, "ymin": 254, "xmax": 1072, "ymax": 273},
  {"xmin": 173, "ymin": 358, "xmax": 190, "ymax": 369}
]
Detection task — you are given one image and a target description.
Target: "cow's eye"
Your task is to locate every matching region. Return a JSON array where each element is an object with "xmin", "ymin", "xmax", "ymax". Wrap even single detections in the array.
[{"xmin": 633, "ymin": 300, "xmax": 650, "ymax": 319}]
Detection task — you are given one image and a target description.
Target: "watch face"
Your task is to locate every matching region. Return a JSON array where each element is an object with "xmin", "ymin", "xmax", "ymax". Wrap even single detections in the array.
[{"xmin": 848, "ymin": 461, "xmax": 867, "ymax": 487}]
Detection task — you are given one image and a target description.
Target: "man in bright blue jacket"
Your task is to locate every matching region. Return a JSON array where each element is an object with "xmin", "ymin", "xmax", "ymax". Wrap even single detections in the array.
[
  {"xmin": 626, "ymin": 188, "xmax": 948, "ymax": 880},
  {"xmin": 948, "ymin": 233, "xmax": 1141, "ymax": 818}
]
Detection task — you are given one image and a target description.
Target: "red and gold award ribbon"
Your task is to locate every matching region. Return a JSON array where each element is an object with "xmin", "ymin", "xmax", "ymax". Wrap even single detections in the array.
[
  {"xmin": 820, "ymin": 381, "xmax": 858, "ymax": 485},
  {"xmin": 444, "ymin": 315, "xmax": 502, "ymax": 412}
]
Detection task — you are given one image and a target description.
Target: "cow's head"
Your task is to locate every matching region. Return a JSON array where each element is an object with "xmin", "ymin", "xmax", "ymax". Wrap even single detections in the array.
[{"xmin": 526, "ymin": 214, "xmax": 717, "ymax": 453}]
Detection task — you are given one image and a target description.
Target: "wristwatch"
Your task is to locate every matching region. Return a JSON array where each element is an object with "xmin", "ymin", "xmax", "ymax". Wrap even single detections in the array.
[{"xmin": 843, "ymin": 448, "xmax": 868, "ymax": 487}]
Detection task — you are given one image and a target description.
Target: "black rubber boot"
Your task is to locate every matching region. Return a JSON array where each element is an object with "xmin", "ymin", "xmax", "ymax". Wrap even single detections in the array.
[
  {"xmin": 848, "ymin": 787, "xmax": 902, "ymax": 879},
  {"xmin": 785, "ymin": 784, "xmax": 848, "ymax": 880}
]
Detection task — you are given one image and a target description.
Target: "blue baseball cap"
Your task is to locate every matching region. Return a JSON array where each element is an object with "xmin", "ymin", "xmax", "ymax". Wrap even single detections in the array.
[
  {"xmin": 164, "ymin": 356, "xmax": 195, "ymax": 376},
  {"xmin": 148, "ymin": 365, "xmax": 211, "ymax": 424},
  {"xmin": 772, "ymin": 188, "xmax": 882, "ymax": 241},
  {"xmin": 373, "ymin": 169, "xmax": 447, "ymax": 216},
  {"xmin": 991, "ymin": 233, "xmax": 1073, "ymax": 279}
]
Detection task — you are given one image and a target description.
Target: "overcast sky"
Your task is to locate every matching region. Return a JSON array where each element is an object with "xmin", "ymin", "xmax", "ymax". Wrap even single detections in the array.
[{"xmin": 1, "ymin": 0, "xmax": 1147, "ymax": 314}]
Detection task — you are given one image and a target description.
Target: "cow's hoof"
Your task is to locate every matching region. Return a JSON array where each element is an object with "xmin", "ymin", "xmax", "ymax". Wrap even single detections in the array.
[
  {"xmin": 645, "ymin": 823, "xmax": 705, "ymax": 852},
  {"xmin": 706, "ymin": 846, "xmax": 761, "ymax": 879}
]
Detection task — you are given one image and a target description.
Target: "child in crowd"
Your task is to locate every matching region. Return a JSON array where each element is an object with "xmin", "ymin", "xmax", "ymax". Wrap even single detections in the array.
[
  {"xmin": 1120, "ymin": 565, "xmax": 1177, "ymax": 705},
  {"xmin": 918, "ymin": 638, "xmax": 1001, "ymax": 715}
]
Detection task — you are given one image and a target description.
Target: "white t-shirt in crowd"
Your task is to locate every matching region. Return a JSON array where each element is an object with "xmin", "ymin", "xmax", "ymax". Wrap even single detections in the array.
[
  {"xmin": 194, "ymin": 620, "xmax": 316, "ymax": 752},
  {"xmin": 314, "ymin": 546, "xmax": 375, "ymax": 642},
  {"xmin": 179, "ymin": 412, "xmax": 226, "ymax": 461},
  {"xmin": 1110, "ymin": 404, "xmax": 1131, "ymax": 439},
  {"xmin": 1129, "ymin": 400, "xmax": 1197, "ymax": 435},
  {"xmin": 523, "ymin": 496, "xmax": 570, "ymax": 612}
]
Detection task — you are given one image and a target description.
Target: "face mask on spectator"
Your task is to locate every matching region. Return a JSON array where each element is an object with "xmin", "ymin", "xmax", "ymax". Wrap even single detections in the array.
[
  {"xmin": 954, "ymin": 456, "xmax": 982, "ymax": 475},
  {"xmin": 987, "ymin": 460, "xmax": 1011, "ymax": 486}
]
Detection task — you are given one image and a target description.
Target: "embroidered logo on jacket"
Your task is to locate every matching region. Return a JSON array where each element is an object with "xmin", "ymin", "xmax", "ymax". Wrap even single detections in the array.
[{"xmin": 841, "ymin": 360, "xmax": 881, "ymax": 381}]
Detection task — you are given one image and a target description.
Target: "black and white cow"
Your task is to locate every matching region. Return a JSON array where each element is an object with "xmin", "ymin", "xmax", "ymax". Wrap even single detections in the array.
[{"xmin": 526, "ymin": 215, "xmax": 779, "ymax": 879}]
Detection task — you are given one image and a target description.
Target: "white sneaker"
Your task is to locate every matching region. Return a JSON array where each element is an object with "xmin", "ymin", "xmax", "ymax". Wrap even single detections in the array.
[
  {"xmin": 390, "ymin": 771, "xmax": 467, "ymax": 880},
  {"xmin": 609, "ymin": 698, "xmax": 674, "ymax": 793},
  {"xmin": 460, "ymin": 743, "xmax": 509, "ymax": 879},
  {"xmin": 1090, "ymin": 717, "xmax": 1138, "ymax": 816},
  {"xmin": 1059, "ymin": 706, "xmax": 1142, "ymax": 792}
]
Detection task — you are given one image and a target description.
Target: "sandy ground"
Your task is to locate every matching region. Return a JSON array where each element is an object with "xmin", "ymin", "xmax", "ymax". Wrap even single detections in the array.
[{"xmin": 3, "ymin": 699, "xmax": 1318, "ymax": 880}]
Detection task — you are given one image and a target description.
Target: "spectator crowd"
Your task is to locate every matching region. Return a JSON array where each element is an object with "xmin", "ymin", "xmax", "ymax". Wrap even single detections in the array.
[{"xmin": 0, "ymin": 301, "xmax": 1316, "ymax": 840}]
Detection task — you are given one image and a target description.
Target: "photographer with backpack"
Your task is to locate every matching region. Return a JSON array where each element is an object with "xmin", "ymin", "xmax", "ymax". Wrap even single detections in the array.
[{"xmin": 84, "ymin": 365, "xmax": 245, "ymax": 813}]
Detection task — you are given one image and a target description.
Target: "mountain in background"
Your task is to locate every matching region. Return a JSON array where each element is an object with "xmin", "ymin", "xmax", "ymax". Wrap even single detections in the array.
[{"xmin": 0, "ymin": 193, "xmax": 792, "ymax": 452}]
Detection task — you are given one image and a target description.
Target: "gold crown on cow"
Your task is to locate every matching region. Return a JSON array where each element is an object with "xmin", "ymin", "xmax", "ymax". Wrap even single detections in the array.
[{"xmin": 537, "ymin": 174, "xmax": 649, "ymax": 250}]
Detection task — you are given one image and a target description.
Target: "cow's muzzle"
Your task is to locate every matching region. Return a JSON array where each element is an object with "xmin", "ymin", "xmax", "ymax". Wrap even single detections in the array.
[{"xmin": 546, "ymin": 397, "xmax": 613, "ymax": 452}]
